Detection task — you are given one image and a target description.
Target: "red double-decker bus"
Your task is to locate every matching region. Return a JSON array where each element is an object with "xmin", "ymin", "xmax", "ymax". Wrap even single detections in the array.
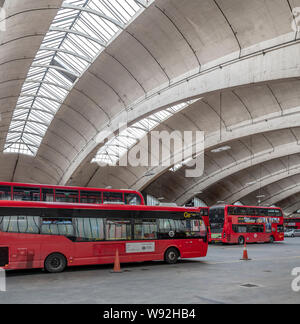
[
  {"xmin": 208, "ymin": 205, "xmax": 284, "ymax": 244},
  {"xmin": 284, "ymin": 218, "xmax": 300, "ymax": 230},
  {"xmin": 0, "ymin": 182, "xmax": 144, "ymax": 205},
  {"xmin": 0, "ymin": 201, "xmax": 208, "ymax": 273}
]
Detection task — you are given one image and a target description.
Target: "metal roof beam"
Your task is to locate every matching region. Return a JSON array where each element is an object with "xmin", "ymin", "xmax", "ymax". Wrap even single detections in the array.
[
  {"xmin": 24, "ymin": 79, "xmax": 71, "ymax": 92},
  {"xmin": 61, "ymin": 3, "xmax": 125, "ymax": 29},
  {"xmin": 10, "ymin": 119, "xmax": 50, "ymax": 127},
  {"xmin": 19, "ymin": 94, "xmax": 63, "ymax": 105},
  {"xmin": 5, "ymin": 141, "xmax": 39, "ymax": 149},
  {"xmin": 7, "ymin": 131, "xmax": 44, "ymax": 138},
  {"xmin": 134, "ymin": 0, "xmax": 148, "ymax": 8},
  {"xmin": 39, "ymin": 46, "xmax": 92, "ymax": 63},
  {"xmin": 31, "ymin": 63, "xmax": 80, "ymax": 78},
  {"xmin": 49, "ymin": 26, "xmax": 107, "ymax": 47},
  {"xmin": 15, "ymin": 106, "xmax": 55, "ymax": 116}
]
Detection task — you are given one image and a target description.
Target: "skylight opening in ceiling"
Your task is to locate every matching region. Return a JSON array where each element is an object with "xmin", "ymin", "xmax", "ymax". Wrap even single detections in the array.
[
  {"xmin": 92, "ymin": 100, "xmax": 199, "ymax": 166},
  {"xmin": 4, "ymin": 0, "xmax": 145, "ymax": 156}
]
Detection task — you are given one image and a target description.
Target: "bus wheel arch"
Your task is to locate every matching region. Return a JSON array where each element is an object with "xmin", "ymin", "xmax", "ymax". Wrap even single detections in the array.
[
  {"xmin": 164, "ymin": 247, "xmax": 180, "ymax": 264},
  {"xmin": 44, "ymin": 252, "xmax": 67, "ymax": 273}
]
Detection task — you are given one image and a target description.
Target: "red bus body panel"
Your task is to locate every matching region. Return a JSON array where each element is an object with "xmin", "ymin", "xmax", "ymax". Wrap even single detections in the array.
[{"xmin": 0, "ymin": 201, "xmax": 208, "ymax": 271}]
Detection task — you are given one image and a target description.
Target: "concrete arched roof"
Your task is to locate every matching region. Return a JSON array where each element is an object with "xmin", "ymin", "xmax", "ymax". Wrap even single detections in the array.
[
  {"xmin": 60, "ymin": 41, "xmax": 300, "ymax": 186},
  {"xmin": 3, "ymin": 0, "xmax": 299, "ymax": 180},
  {"xmin": 276, "ymin": 192, "xmax": 300, "ymax": 216},
  {"xmin": 2, "ymin": 0, "xmax": 300, "ymax": 210},
  {"xmin": 207, "ymin": 154, "xmax": 300, "ymax": 206},
  {"xmin": 69, "ymin": 79, "xmax": 300, "ymax": 204},
  {"xmin": 143, "ymin": 128, "xmax": 300, "ymax": 205}
]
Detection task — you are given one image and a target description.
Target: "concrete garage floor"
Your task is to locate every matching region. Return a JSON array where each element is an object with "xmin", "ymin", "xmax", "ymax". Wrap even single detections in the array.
[{"xmin": 1, "ymin": 238, "xmax": 300, "ymax": 304}]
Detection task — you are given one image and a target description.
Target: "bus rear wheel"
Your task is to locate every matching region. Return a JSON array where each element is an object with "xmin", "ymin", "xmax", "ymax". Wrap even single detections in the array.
[
  {"xmin": 164, "ymin": 248, "xmax": 179, "ymax": 264},
  {"xmin": 238, "ymin": 236, "xmax": 245, "ymax": 245},
  {"xmin": 44, "ymin": 253, "xmax": 67, "ymax": 273}
]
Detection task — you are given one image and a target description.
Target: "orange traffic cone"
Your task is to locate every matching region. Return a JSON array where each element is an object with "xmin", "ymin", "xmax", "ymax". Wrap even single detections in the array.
[
  {"xmin": 111, "ymin": 249, "xmax": 123, "ymax": 273},
  {"xmin": 241, "ymin": 241, "xmax": 251, "ymax": 261}
]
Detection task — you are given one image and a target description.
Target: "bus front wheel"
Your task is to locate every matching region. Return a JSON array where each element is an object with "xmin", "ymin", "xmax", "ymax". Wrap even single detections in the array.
[
  {"xmin": 269, "ymin": 236, "xmax": 275, "ymax": 244},
  {"xmin": 44, "ymin": 253, "xmax": 67, "ymax": 273},
  {"xmin": 164, "ymin": 248, "xmax": 179, "ymax": 264},
  {"xmin": 238, "ymin": 236, "xmax": 245, "ymax": 245}
]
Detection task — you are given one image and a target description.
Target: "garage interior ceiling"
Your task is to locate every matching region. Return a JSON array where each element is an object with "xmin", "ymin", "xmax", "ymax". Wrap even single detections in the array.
[{"xmin": 2, "ymin": 0, "xmax": 300, "ymax": 216}]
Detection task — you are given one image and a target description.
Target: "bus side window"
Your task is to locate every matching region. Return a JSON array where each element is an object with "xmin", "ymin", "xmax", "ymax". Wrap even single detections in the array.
[
  {"xmin": 41, "ymin": 218, "xmax": 74, "ymax": 236},
  {"xmin": 228, "ymin": 207, "xmax": 234, "ymax": 215},
  {"xmin": 240, "ymin": 208, "xmax": 247, "ymax": 215},
  {"xmin": 233, "ymin": 207, "xmax": 239, "ymax": 215},
  {"xmin": 260, "ymin": 208, "xmax": 268, "ymax": 217},
  {"xmin": 105, "ymin": 219, "xmax": 131, "ymax": 240},
  {"xmin": 125, "ymin": 193, "xmax": 141, "ymax": 205},
  {"xmin": 0, "ymin": 186, "xmax": 11, "ymax": 200},
  {"xmin": 233, "ymin": 225, "xmax": 247, "ymax": 233},
  {"xmin": 247, "ymin": 225, "xmax": 264, "ymax": 233},
  {"xmin": 158, "ymin": 219, "xmax": 184, "ymax": 239},
  {"xmin": 103, "ymin": 192, "xmax": 123, "ymax": 204},
  {"xmin": 74, "ymin": 218, "xmax": 105, "ymax": 241},
  {"xmin": 1, "ymin": 216, "xmax": 40, "ymax": 234},
  {"xmin": 55, "ymin": 190, "xmax": 78, "ymax": 203},
  {"xmin": 42, "ymin": 189, "xmax": 54, "ymax": 202},
  {"xmin": 134, "ymin": 219, "xmax": 157, "ymax": 240},
  {"xmin": 13, "ymin": 187, "xmax": 40, "ymax": 201},
  {"xmin": 80, "ymin": 191, "xmax": 102, "ymax": 204},
  {"xmin": 268, "ymin": 209, "xmax": 276, "ymax": 216}
]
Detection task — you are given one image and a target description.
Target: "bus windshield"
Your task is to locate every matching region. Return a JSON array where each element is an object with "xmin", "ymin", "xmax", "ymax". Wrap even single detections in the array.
[{"xmin": 209, "ymin": 207, "xmax": 225, "ymax": 234}]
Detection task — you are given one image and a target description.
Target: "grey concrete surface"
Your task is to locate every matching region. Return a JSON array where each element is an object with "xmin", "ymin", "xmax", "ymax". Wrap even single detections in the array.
[{"xmin": 1, "ymin": 239, "xmax": 300, "ymax": 304}]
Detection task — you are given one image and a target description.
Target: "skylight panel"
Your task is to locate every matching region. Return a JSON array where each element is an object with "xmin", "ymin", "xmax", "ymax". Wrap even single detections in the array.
[
  {"xmin": 92, "ymin": 99, "xmax": 195, "ymax": 166},
  {"xmin": 4, "ymin": 0, "xmax": 146, "ymax": 155}
]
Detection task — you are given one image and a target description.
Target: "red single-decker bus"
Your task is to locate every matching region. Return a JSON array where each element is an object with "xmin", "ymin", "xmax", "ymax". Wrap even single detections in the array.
[{"xmin": 0, "ymin": 201, "xmax": 208, "ymax": 272}]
